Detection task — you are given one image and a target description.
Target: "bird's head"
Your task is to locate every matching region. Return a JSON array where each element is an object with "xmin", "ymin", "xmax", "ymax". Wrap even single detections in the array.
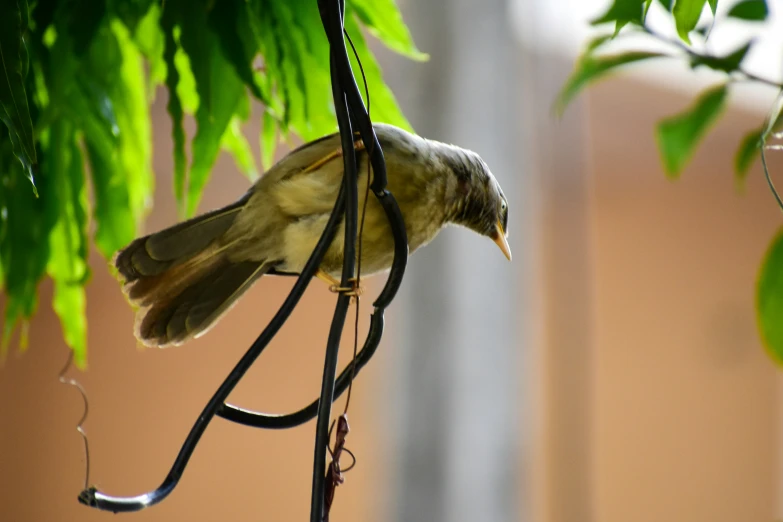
[{"xmin": 441, "ymin": 147, "xmax": 511, "ymax": 261}]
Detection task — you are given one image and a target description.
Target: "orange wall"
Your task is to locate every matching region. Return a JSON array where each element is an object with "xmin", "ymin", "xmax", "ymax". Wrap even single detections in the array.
[
  {"xmin": 532, "ymin": 75, "xmax": 783, "ymax": 522},
  {"xmin": 587, "ymin": 78, "xmax": 781, "ymax": 522}
]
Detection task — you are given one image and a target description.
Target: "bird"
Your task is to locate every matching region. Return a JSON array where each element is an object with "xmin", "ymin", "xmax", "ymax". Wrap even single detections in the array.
[{"xmin": 114, "ymin": 123, "xmax": 511, "ymax": 347}]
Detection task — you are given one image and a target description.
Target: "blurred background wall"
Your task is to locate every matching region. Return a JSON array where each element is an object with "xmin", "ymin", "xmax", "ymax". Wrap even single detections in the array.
[{"xmin": 2, "ymin": 1, "xmax": 783, "ymax": 522}]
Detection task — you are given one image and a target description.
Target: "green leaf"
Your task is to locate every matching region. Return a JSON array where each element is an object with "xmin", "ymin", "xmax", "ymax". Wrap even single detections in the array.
[
  {"xmin": 344, "ymin": 11, "xmax": 413, "ymax": 132},
  {"xmin": 613, "ymin": 20, "xmax": 630, "ymax": 35},
  {"xmin": 708, "ymin": 0, "xmax": 719, "ymax": 15},
  {"xmin": 188, "ymin": 62, "xmax": 245, "ymax": 215},
  {"xmin": 247, "ymin": 0, "xmax": 291, "ymax": 128},
  {"xmin": 734, "ymin": 127, "xmax": 763, "ymax": 182},
  {"xmin": 267, "ymin": 0, "xmax": 321, "ymax": 137},
  {"xmin": 64, "ymin": 0, "xmax": 106, "ymax": 56},
  {"xmin": 0, "ymin": 136, "xmax": 56, "ymax": 354},
  {"xmin": 585, "ymin": 34, "xmax": 616, "ymax": 54},
  {"xmin": 46, "ymin": 120, "xmax": 89, "ymax": 368},
  {"xmin": 591, "ymin": 0, "xmax": 645, "ymax": 26},
  {"xmin": 659, "ymin": 0, "xmax": 674, "ymax": 10},
  {"xmin": 85, "ymin": 141, "xmax": 136, "ymax": 257},
  {"xmin": 207, "ymin": 0, "xmax": 269, "ymax": 104},
  {"xmin": 45, "ymin": 21, "xmax": 150, "ymax": 257},
  {"xmin": 133, "ymin": 3, "xmax": 166, "ymax": 93},
  {"xmin": 51, "ymin": 272, "xmax": 87, "ymax": 366},
  {"xmin": 556, "ymin": 51, "xmax": 665, "ymax": 114},
  {"xmin": 644, "ymin": 0, "xmax": 654, "ymax": 18},
  {"xmin": 727, "ymin": 0, "xmax": 768, "ymax": 21},
  {"xmin": 247, "ymin": 0, "xmax": 330, "ymax": 140},
  {"xmin": 261, "ymin": 109, "xmax": 277, "ymax": 171},
  {"xmin": 756, "ymin": 227, "xmax": 783, "ymax": 365},
  {"xmin": 349, "ymin": 0, "xmax": 428, "ymax": 60},
  {"xmin": 111, "ymin": 0, "xmax": 155, "ymax": 33},
  {"xmin": 655, "ymin": 84, "xmax": 727, "ymax": 178},
  {"xmin": 251, "ymin": 0, "xmax": 411, "ymax": 143},
  {"xmin": 160, "ymin": 8, "xmax": 188, "ymax": 216},
  {"xmin": 107, "ymin": 20, "xmax": 153, "ymax": 228},
  {"xmin": 32, "ymin": 0, "xmax": 56, "ymax": 33},
  {"xmin": 765, "ymin": 93, "xmax": 783, "ymax": 134},
  {"xmin": 172, "ymin": 29, "xmax": 199, "ymax": 114},
  {"xmin": 178, "ymin": 3, "xmax": 245, "ymax": 215},
  {"xmin": 220, "ymin": 117, "xmax": 258, "ymax": 182},
  {"xmin": 67, "ymin": 21, "xmax": 153, "ymax": 253},
  {"xmin": 0, "ymin": 0, "xmax": 37, "ymax": 193},
  {"xmin": 673, "ymin": 0, "xmax": 708, "ymax": 44},
  {"xmin": 690, "ymin": 41, "xmax": 752, "ymax": 73},
  {"xmin": 50, "ymin": 33, "xmax": 134, "ymax": 256}
]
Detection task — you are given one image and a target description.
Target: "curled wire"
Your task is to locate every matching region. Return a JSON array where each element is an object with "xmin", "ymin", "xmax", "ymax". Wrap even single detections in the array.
[
  {"xmin": 323, "ymin": 414, "xmax": 352, "ymax": 521},
  {"xmin": 58, "ymin": 350, "xmax": 91, "ymax": 490}
]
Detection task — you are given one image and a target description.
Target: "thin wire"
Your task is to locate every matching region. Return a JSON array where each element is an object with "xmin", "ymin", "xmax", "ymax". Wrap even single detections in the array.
[
  {"xmin": 340, "ymin": 447, "xmax": 357, "ymax": 473},
  {"xmin": 58, "ymin": 350, "xmax": 91, "ymax": 490},
  {"xmin": 342, "ymin": 27, "xmax": 372, "ymax": 416},
  {"xmin": 640, "ymin": 26, "xmax": 783, "ymax": 90},
  {"xmin": 761, "ymin": 145, "xmax": 783, "ymax": 212},
  {"xmin": 761, "ymin": 91, "xmax": 783, "ymax": 212}
]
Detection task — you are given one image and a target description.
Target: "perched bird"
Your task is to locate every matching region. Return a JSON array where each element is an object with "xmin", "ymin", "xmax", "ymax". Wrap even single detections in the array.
[{"xmin": 114, "ymin": 123, "xmax": 511, "ymax": 347}]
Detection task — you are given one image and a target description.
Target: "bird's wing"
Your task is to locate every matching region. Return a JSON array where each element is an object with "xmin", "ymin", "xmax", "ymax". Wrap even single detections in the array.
[{"xmin": 270, "ymin": 139, "xmax": 368, "ymax": 218}]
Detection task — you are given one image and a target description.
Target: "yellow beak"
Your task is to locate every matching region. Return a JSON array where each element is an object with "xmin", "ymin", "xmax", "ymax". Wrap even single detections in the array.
[{"xmin": 493, "ymin": 220, "xmax": 512, "ymax": 261}]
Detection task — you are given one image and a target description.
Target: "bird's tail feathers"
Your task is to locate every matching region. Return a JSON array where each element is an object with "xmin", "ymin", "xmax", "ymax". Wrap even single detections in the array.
[
  {"xmin": 113, "ymin": 196, "xmax": 269, "ymax": 347},
  {"xmin": 131, "ymin": 254, "xmax": 270, "ymax": 347}
]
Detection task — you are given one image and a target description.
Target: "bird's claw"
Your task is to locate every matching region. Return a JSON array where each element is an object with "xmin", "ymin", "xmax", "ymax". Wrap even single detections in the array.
[{"xmin": 329, "ymin": 279, "xmax": 364, "ymax": 300}]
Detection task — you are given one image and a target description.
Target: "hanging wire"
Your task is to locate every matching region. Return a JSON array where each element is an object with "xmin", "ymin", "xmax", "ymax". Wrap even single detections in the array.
[
  {"xmin": 320, "ymin": 27, "xmax": 375, "ymax": 521},
  {"xmin": 342, "ymin": 25, "xmax": 373, "ymax": 417}
]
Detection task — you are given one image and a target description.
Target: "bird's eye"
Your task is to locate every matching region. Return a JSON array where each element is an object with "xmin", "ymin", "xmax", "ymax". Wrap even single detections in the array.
[{"xmin": 500, "ymin": 200, "xmax": 507, "ymax": 212}]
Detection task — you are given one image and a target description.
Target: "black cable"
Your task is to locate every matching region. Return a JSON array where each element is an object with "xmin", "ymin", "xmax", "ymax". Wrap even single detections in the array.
[
  {"xmin": 215, "ymin": 0, "xmax": 409, "ymax": 439},
  {"xmin": 216, "ymin": 311, "xmax": 383, "ymax": 429},
  {"xmin": 78, "ymin": 179, "xmax": 349, "ymax": 513},
  {"xmin": 214, "ymin": 0, "xmax": 411, "ymax": 430},
  {"xmin": 309, "ymin": 37, "xmax": 357, "ymax": 521}
]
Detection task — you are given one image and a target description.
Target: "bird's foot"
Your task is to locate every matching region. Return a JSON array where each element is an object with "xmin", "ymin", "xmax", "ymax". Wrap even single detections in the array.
[
  {"xmin": 330, "ymin": 280, "xmax": 364, "ymax": 299},
  {"xmin": 316, "ymin": 270, "xmax": 364, "ymax": 300}
]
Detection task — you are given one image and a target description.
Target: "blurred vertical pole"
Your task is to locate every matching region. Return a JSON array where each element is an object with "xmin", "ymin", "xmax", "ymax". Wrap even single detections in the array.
[
  {"xmin": 511, "ymin": 2, "xmax": 596, "ymax": 521},
  {"xmin": 383, "ymin": 0, "xmax": 525, "ymax": 521}
]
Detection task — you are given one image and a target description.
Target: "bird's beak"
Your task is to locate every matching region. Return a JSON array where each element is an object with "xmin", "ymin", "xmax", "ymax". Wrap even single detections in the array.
[{"xmin": 492, "ymin": 221, "xmax": 512, "ymax": 261}]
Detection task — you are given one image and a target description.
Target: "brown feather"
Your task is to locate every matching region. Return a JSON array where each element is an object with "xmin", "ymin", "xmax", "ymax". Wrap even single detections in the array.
[
  {"xmin": 133, "ymin": 258, "xmax": 270, "ymax": 347},
  {"xmin": 113, "ymin": 192, "xmax": 251, "ymax": 283}
]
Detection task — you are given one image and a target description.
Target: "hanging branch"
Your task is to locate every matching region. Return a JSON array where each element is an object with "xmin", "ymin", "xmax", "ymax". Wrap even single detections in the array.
[{"xmin": 77, "ymin": 0, "xmax": 408, "ymax": 515}]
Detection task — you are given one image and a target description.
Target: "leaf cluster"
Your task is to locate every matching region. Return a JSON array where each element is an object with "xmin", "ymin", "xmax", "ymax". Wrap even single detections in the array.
[
  {"xmin": 559, "ymin": 0, "xmax": 783, "ymax": 365},
  {"xmin": 559, "ymin": 0, "xmax": 775, "ymax": 180},
  {"xmin": 0, "ymin": 0, "xmax": 424, "ymax": 366}
]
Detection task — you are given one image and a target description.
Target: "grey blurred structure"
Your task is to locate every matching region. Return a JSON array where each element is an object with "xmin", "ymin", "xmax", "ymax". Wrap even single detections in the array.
[{"xmin": 382, "ymin": 1, "xmax": 525, "ymax": 521}]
